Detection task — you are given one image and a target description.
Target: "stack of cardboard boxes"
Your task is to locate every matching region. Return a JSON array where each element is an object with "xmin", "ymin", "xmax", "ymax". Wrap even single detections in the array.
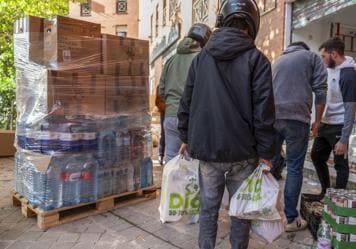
[
  {"xmin": 14, "ymin": 15, "xmax": 149, "ymax": 117},
  {"xmin": 13, "ymin": 16, "xmax": 153, "ymax": 211}
]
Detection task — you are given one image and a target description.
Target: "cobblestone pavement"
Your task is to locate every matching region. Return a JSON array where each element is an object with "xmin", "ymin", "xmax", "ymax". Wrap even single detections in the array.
[{"xmin": 0, "ymin": 157, "xmax": 318, "ymax": 249}]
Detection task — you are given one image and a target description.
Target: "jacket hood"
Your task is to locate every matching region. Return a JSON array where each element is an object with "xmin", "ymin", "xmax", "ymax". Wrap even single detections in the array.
[
  {"xmin": 337, "ymin": 56, "xmax": 356, "ymax": 70},
  {"xmin": 283, "ymin": 45, "xmax": 307, "ymax": 55},
  {"xmin": 205, "ymin": 27, "xmax": 255, "ymax": 61},
  {"xmin": 177, "ymin": 37, "xmax": 201, "ymax": 54}
]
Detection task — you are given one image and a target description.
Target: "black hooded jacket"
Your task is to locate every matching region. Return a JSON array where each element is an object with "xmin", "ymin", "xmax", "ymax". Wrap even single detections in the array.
[{"xmin": 177, "ymin": 28, "xmax": 275, "ymax": 162}]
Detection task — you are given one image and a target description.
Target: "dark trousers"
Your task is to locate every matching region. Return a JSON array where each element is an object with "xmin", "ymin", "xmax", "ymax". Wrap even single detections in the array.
[
  {"xmin": 159, "ymin": 112, "xmax": 165, "ymax": 157},
  {"xmin": 311, "ymin": 123, "xmax": 349, "ymax": 193}
]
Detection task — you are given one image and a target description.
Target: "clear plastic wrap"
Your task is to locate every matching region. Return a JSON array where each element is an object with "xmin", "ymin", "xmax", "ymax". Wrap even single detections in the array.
[{"xmin": 13, "ymin": 16, "xmax": 152, "ymax": 210}]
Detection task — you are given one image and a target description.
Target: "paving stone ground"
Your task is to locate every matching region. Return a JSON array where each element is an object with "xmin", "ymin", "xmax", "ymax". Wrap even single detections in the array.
[{"xmin": 0, "ymin": 157, "xmax": 318, "ymax": 249}]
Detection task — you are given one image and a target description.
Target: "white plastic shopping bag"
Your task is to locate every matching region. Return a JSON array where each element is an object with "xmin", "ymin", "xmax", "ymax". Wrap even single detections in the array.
[
  {"xmin": 229, "ymin": 163, "xmax": 280, "ymax": 220},
  {"xmin": 159, "ymin": 155, "xmax": 200, "ymax": 223},
  {"xmin": 251, "ymin": 190, "xmax": 286, "ymax": 243},
  {"xmin": 251, "ymin": 219, "xmax": 284, "ymax": 243}
]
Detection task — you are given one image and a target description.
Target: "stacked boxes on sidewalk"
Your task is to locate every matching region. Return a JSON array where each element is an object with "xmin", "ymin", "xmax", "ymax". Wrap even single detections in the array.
[
  {"xmin": 13, "ymin": 16, "xmax": 153, "ymax": 211},
  {"xmin": 322, "ymin": 189, "xmax": 356, "ymax": 249}
]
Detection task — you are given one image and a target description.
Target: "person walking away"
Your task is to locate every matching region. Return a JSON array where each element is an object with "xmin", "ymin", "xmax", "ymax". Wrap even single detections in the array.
[
  {"xmin": 155, "ymin": 85, "xmax": 166, "ymax": 165},
  {"xmin": 309, "ymin": 37, "xmax": 356, "ymax": 199},
  {"xmin": 159, "ymin": 23, "xmax": 211, "ymax": 162},
  {"xmin": 178, "ymin": 1, "xmax": 275, "ymax": 248},
  {"xmin": 270, "ymin": 41, "xmax": 328, "ymax": 232}
]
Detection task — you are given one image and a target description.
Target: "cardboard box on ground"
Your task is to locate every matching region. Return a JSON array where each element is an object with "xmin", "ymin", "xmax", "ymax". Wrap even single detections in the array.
[
  {"xmin": 15, "ymin": 16, "xmax": 149, "ymax": 117},
  {"xmin": 0, "ymin": 131, "xmax": 16, "ymax": 157}
]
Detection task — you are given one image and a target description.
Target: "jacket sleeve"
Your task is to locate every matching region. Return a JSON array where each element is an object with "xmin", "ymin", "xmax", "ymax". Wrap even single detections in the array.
[
  {"xmin": 339, "ymin": 68, "xmax": 356, "ymax": 144},
  {"xmin": 155, "ymin": 85, "xmax": 165, "ymax": 113},
  {"xmin": 311, "ymin": 53, "xmax": 328, "ymax": 105},
  {"xmin": 251, "ymin": 53, "xmax": 276, "ymax": 160},
  {"xmin": 177, "ymin": 58, "xmax": 197, "ymax": 144},
  {"xmin": 159, "ymin": 60, "xmax": 169, "ymax": 101}
]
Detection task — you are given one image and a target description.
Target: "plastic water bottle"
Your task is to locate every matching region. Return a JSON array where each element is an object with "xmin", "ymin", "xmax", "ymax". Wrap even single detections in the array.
[
  {"xmin": 140, "ymin": 158, "xmax": 153, "ymax": 188},
  {"xmin": 98, "ymin": 169, "xmax": 112, "ymax": 198},
  {"xmin": 61, "ymin": 160, "xmax": 82, "ymax": 206},
  {"xmin": 57, "ymin": 121, "xmax": 82, "ymax": 152},
  {"xmin": 40, "ymin": 119, "xmax": 60, "ymax": 154},
  {"xmin": 31, "ymin": 168, "xmax": 47, "ymax": 207},
  {"xmin": 16, "ymin": 122, "xmax": 26, "ymax": 149},
  {"xmin": 39, "ymin": 131, "xmax": 59, "ymax": 154},
  {"xmin": 59, "ymin": 132, "xmax": 81, "ymax": 153},
  {"xmin": 117, "ymin": 130, "xmax": 131, "ymax": 161},
  {"xmin": 129, "ymin": 129, "xmax": 145, "ymax": 160},
  {"xmin": 97, "ymin": 130, "xmax": 117, "ymax": 168},
  {"xmin": 25, "ymin": 128, "xmax": 41, "ymax": 152},
  {"xmin": 42, "ymin": 163, "xmax": 63, "ymax": 210},
  {"xmin": 71, "ymin": 120, "xmax": 98, "ymax": 151},
  {"xmin": 80, "ymin": 158, "xmax": 98, "ymax": 203},
  {"xmin": 317, "ymin": 221, "xmax": 332, "ymax": 249},
  {"xmin": 127, "ymin": 164, "xmax": 135, "ymax": 192},
  {"xmin": 14, "ymin": 153, "xmax": 24, "ymax": 195},
  {"xmin": 112, "ymin": 165, "xmax": 129, "ymax": 194}
]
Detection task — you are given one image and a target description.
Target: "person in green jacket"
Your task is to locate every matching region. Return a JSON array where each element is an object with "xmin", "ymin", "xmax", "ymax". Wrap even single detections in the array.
[{"xmin": 159, "ymin": 23, "xmax": 211, "ymax": 162}]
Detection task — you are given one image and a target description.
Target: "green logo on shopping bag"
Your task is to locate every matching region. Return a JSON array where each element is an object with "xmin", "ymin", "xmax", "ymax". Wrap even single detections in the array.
[
  {"xmin": 168, "ymin": 178, "xmax": 199, "ymax": 216},
  {"xmin": 237, "ymin": 175, "xmax": 262, "ymax": 201}
]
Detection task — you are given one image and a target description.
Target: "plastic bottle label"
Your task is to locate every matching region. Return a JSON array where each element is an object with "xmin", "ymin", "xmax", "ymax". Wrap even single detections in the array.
[
  {"xmin": 82, "ymin": 132, "xmax": 96, "ymax": 140},
  {"xmin": 62, "ymin": 172, "xmax": 81, "ymax": 182},
  {"xmin": 60, "ymin": 133, "xmax": 73, "ymax": 141},
  {"xmin": 317, "ymin": 238, "xmax": 331, "ymax": 249},
  {"xmin": 81, "ymin": 171, "xmax": 92, "ymax": 181}
]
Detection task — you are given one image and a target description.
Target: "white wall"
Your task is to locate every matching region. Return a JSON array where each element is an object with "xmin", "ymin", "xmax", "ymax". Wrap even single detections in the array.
[
  {"xmin": 292, "ymin": 5, "xmax": 356, "ymax": 58},
  {"xmin": 139, "ymin": 0, "xmax": 151, "ymax": 39},
  {"xmin": 292, "ymin": 20, "xmax": 330, "ymax": 53}
]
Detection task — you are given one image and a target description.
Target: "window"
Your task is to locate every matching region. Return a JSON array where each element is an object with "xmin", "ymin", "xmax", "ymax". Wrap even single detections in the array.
[
  {"xmin": 116, "ymin": 25, "xmax": 128, "ymax": 37},
  {"xmin": 163, "ymin": 0, "xmax": 167, "ymax": 27},
  {"xmin": 155, "ymin": 4, "xmax": 159, "ymax": 37},
  {"xmin": 117, "ymin": 0, "xmax": 128, "ymax": 14},
  {"xmin": 257, "ymin": 0, "xmax": 277, "ymax": 15},
  {"xmin": 80, "ymin": 0, "xmax": 91, "ymax": 16}
]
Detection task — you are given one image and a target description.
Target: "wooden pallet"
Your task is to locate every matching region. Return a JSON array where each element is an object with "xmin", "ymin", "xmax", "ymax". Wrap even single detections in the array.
[{"xmin": 12, "ymin": 185, "xmax": 157, "ymax": 230}]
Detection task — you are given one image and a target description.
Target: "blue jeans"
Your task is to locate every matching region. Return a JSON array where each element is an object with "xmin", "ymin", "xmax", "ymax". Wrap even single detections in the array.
[
  {"xmin": 271, "ymin": 119, "xmax": 310, "ymax": 223},
  {"xmin": 199, "ymin": 159, "xmax": 258, "ymax": 249},
  {"xmin": 164, "ymin": 117, "xmax": 182, "ymax": 162}
]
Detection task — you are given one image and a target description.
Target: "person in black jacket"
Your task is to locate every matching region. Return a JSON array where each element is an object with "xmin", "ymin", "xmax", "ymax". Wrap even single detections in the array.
[{"xmin": 177, "ymin": 0, "xmax": 275, "ymax": 248}]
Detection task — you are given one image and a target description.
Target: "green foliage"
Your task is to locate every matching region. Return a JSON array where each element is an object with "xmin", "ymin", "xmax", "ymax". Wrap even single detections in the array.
[{"xmin": 0, "ymin": 0, "xmax": 82, "ymax": 130}]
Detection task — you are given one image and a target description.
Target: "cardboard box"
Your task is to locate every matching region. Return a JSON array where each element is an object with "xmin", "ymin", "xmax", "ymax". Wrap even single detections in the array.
[
  {"xmin": 14, "ymin": 16, "xmax": 44, "ymax": 64},
  {"xmin": 105, "ymin": 75, "xmax": 149, "ymax": 97},
  {"xmin": 101, "ymin": 34, "xmax": 149, "ymax": 76},
  {"xmin": 105, "ymin": 95, "xmax": 149, "ymax": 115},
  {"xmin": 44, "ymin": 16, "xmax": 102, "ymax": 74},
  {"xmin": 47, "ymin": 70, "xmax": 106, "ymax": 116},
  {"xmin": 0, "ymin": 130, "xmax": 16, "ymax": 157}
]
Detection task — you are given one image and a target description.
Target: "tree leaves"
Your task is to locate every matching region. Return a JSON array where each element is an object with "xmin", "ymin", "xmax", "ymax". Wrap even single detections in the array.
[{"xmin": 0, "ymin": 0, "xmax": 82, "ymax": 129}]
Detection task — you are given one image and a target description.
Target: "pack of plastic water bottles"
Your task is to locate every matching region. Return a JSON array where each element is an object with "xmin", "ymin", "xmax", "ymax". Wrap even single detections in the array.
[
  {"xmin": 14, "ymin": 114, "xmax": 153, "ymax": 210},
  {"xmin": 13, "ymin": 16, "xmax": 152, "ymax": 210}
]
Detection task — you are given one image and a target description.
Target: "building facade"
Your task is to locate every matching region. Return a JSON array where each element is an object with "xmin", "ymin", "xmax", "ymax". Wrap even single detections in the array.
[
  {"xmin": 68, "ymin": 0, "xmax": 139, "ymax": 38},
  {"xmin": 141, "ymin": 0, "xmax": 287, "ymax": 111},
  {"xmin": 142, "ymin": 0, "xmax": 356, "ymax": 173},
  {"xmin": 142, "ymin": 0, "xmax": 356, "ymax": 108}
]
